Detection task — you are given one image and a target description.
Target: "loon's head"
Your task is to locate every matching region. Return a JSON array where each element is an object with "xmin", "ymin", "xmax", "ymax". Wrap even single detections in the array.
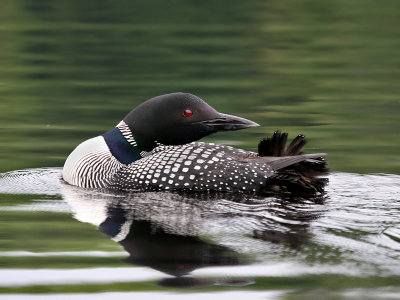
[{"xmin": 123, "ymin": 92, "xmax": 259, "ymax": 145}]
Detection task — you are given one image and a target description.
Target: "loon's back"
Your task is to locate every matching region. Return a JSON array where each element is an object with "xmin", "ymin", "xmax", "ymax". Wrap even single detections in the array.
[
  {"xmin": 108, "ymin": 142, "xmax": 271, "ymax": 193},
  {"xmin": 63, "ymin": 133, "xmax": 327, "ymax": 196},
  {"xmin": 62, "ymin": 93, "xmax": 328, "ymax": 196}
]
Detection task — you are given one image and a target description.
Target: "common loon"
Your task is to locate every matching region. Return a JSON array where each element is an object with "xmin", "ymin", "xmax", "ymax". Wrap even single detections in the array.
[{"xmin": 63, "ymin": 93, "xmax": 327, "ymax": 195}]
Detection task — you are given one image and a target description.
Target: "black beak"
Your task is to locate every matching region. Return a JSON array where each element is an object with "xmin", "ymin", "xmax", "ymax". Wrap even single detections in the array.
[{"xmin": 200, "ymin": 113, "xmax": 260, "ymax": 131}]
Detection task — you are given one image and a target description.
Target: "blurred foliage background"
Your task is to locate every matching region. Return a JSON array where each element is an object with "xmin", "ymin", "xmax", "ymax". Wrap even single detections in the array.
[{"xmin": 1, "ymin": 0, "xmax": 399, "ymax": 173}]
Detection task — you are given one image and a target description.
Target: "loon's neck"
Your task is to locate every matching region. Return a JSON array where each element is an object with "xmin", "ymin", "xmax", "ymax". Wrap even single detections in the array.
[{"xmin": 102, "ymin": 121, "xmax": 157, "ymax": 165}]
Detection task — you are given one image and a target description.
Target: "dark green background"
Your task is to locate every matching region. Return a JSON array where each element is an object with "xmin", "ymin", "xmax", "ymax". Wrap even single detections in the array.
[{"xmin": 1, "ymin": 0, "xmax": 399, "ymax": 173}]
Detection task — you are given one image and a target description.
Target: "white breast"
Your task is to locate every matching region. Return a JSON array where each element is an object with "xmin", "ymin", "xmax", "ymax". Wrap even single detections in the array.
[{"xmin": 62, "ymin": 136, "xmax": 122, "ymax": 188}]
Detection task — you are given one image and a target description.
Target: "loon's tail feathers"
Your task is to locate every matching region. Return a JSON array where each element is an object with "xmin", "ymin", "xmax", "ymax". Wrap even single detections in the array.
[
  {"xmin": 258, "ymin": 131, "xmax": 307, "ymax": 157},
  {"xmin": 256, "ymin": 153, "xmax": 326, "ymax": 172},
  {"xmin": 258, "ymin": 131, "xmax": 329, "ymax": 197}
]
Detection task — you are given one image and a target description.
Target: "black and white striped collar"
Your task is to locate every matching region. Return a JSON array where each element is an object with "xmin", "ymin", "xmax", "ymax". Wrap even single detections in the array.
[
  {"xmin": 115, "ymin": 120, "xmax": 166, "ymax": 159},
  {"xmin": 116, "ymin": 121, "xmax": 138, "ymax": 148}
]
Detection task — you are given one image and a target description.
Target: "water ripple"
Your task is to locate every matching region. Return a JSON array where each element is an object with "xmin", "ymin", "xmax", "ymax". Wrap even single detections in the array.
[{"xmin": 1, "ymin": 168, "xmax": 399, "ymax": 277}]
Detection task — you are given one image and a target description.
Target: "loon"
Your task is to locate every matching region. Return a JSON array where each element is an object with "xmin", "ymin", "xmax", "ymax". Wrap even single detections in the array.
[{"xmin": 63, "ymin": 93, "xmax": 327, "ymax": 195}]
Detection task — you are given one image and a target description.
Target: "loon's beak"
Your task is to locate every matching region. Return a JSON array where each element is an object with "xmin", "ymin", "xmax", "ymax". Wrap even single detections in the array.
[{"xmin": 200, "ymin": 113, "xmax": 260, "ymax": 131}]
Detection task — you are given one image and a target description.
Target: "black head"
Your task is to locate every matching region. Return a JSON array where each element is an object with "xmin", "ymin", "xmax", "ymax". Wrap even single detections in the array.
[{"xmin": 123, "ymin": 92, "xmax": 259, "ymax": 146}]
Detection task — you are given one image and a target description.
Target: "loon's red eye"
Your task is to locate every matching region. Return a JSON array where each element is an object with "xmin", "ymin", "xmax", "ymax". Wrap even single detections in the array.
[{"xmin": 184, "ymin": 109, "xmax": 193, "ymax": 117}]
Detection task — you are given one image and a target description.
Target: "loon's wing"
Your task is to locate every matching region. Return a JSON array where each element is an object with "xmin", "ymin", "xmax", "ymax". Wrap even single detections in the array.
[{"xmin": 247, "ymin": 153, "xmax": 327, "ymax": 171}]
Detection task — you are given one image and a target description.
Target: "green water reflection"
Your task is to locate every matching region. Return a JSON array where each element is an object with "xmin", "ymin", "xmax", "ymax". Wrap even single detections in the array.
[{"xmin": 1, "ymin": 0, "xmax": 399, "ymax": 174}]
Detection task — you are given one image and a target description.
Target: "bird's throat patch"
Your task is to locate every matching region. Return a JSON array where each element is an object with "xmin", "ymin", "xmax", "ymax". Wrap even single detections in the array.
[{"xmin": 102, "ymin": 128, "xmax": 143, "ymax": 164}]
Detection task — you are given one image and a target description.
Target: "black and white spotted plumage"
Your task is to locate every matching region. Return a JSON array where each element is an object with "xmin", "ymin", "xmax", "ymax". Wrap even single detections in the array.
[
  {"xmin": 106, "ymin": 142, "xmax": 273, "ymax": 193},
  {"xmin": 63, "ymin": 93, "xmax": 328, "ymax": 196}
]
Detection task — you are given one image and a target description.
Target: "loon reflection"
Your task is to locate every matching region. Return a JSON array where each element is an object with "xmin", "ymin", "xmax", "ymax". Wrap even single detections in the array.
[
  {"xmin": 101, "ymin": 205, "xmax": 242, "ymax": 277},
  {"xmin": 63, "ymin": 183, "xmax": 324, "ymax": 285}
]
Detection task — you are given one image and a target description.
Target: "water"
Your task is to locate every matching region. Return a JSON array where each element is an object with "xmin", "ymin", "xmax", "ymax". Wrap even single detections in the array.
[
  {"xmin": 0, "ymin": 169, "xmax": 399, "ymax": 298},
  {"xmin": 1, "ymin": 0, "xmax": 400, "ymax": 299}
]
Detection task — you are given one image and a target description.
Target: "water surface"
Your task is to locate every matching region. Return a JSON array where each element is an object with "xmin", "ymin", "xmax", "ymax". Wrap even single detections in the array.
[
  {"xmin": 1, "ymin": 0, "xmax": 400, "ymax": 299},
  {"xmin": 0, "ymin": 169, "xmax": 399, "ymax": 298}
]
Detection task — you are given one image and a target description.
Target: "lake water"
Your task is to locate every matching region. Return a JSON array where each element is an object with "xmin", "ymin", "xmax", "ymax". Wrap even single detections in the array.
[{"xmin": 1, "ymin": 1, "xmax": 399, "ymax": 299}]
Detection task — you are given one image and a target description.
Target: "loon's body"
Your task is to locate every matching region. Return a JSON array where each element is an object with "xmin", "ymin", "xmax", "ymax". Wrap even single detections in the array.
[{"xmin": 63, "ymin": 93, "xmax": 327, "ymax": 195}]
